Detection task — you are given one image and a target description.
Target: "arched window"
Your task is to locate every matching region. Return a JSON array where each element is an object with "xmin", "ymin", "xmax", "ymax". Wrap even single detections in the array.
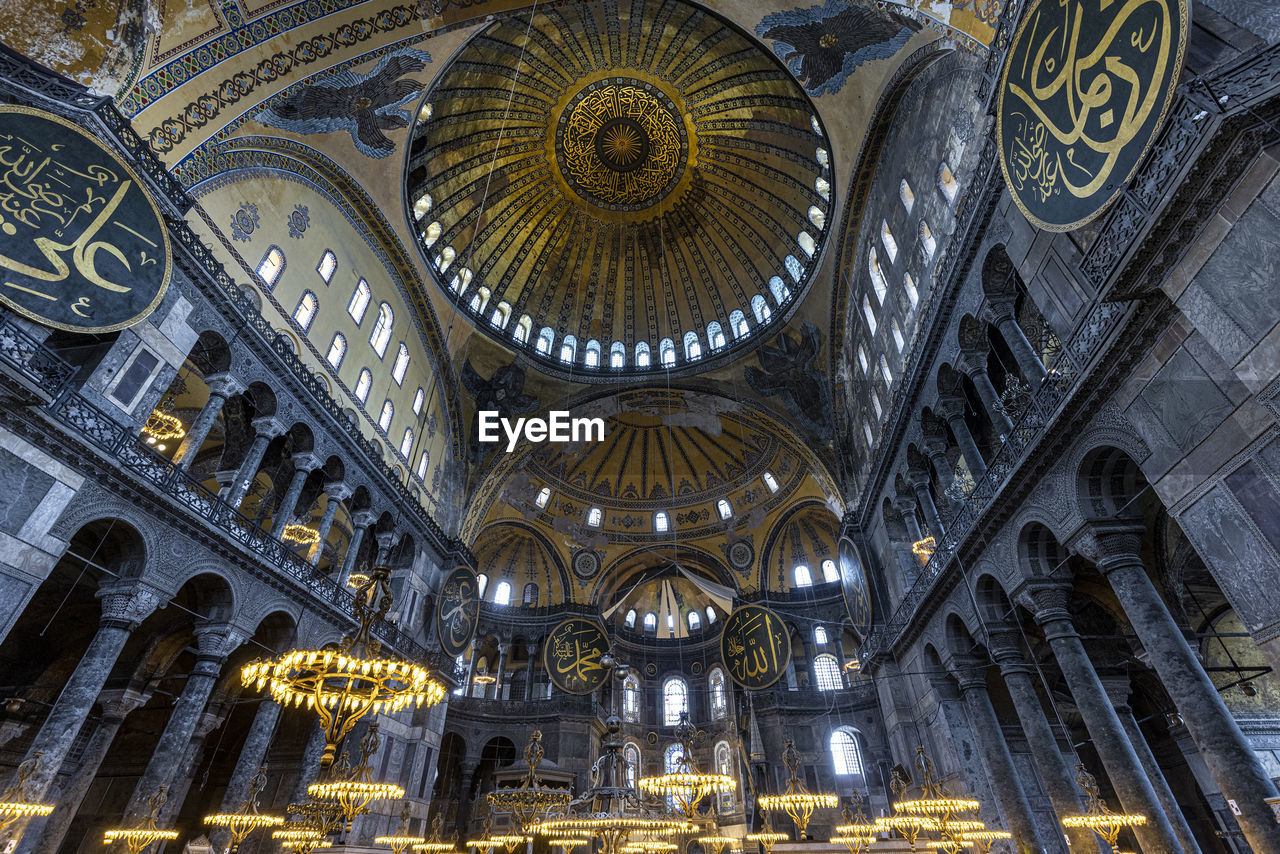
[
  {"xmin": 413, "ymin": 193, "xmax": 432, "ymax": 220},
  {"xmin": 536, "ymin": 327, "xmax": 554, "ymax": 355},
  {"xmin": 416, "ymin": 450, "xmax": 429, "ymax": 480},
  {"xmin": 536, "ymin": 487, "xmax": 551, "ymax": 508},
  {"xmin": 751, "ymin": 295, "xmax": 771, "ymax": 324},
  {"xmin": 709, "ymin": 668, "xmax": 727, "ymax": 720},
  {"xmin": 625, "ymin": 609, "xmax": 637, "ymax": 629},
  {"xmin": 868, "ymin": 248, "xmax": 888, "ymax": 305},
  {"xmin": 514, "ymin": 315, "xmax": 532, "ymax": 344},
  {"xmin": 707, "ymin": 322, "xmax": 726, "ymax": 351},
  {"xmin": 880, "ymin": 220, "xmax": 898, "ymax": 264},
  {"xmin": 423, "ymin": 221, "xmax": 442, "ymax": 248},
  {"xmin": 326, "ymin": 333, "xmax": 347, "ymax": 369},
  {"xmin": 938, "ymin": 162, "xmax": 959, "ymax": 203},
  {"xmin": 716, "ymin": 741, "xmax": 734, "ymax": 812},
  {"xmin": 785, "ymin": 253, "xmax": 804, "ymax": 281},
  {"xmin": 706, "ymin": 606, "xmax": 717, "ymax": 624},
  {"xmin": 400, "ymin": 427, "xmax": 414, "ymax": 458},
  {"xmin": 610, "ymin": 341, "xmax": 626, "ymax": 369},
  {"xmin": 769, "ymin": 276, "xmax": 791, "ymax": 306},
  {"xmin": 814, "ymin": 625, "xmax": 829, "ymax": 646},
  {"xmin": 688, "ymin": 611, "xmax": 701, "ymax": 631},
  {"xmin": 348, "ymin": 279, "xmax": 371, "ymax": 323},
  {"xmin": 378, "ymin": 399, "xmax": 394, "ymax": 431},
  {"xmin": 413, "ymin": 387, "xmax": 425, "ymax": 415},
  {"xmin": 585, "ymin": 339, "xmax": 601, "ymax": 368},
  {"xmin": 293, "ymin": 291, "xmax": 318, "ymax": 331},
  {"xmin": 830, "ymin": 728, "xmax": 865, "ymax": 776},
  {"xmin": 468, "ymin": 286, "xmax": 490, "ymax": 314},
  {"xmin": 794, "ymin": 565, "xmax": 813, "ymax": 588},
  {"xmin": 863, "ymin": 421, "xmax": 875, "ymax": 447},
  {"xmin": 862, "ymin": 295, "xmax": 877, "ymax": 334},
  {"xmin": 624, "ymin": 743, "xmax": 640, "ymax": 787},
  {"xmin": 559, "ymin": 335, "xmax": 577, "ymax": 364},
  {"xmin": 370, "ymin": 303, "xmax": 393, "ymax": 356},
  {"xmin": 729, "ymin": 310, "xmax": 749, "ymax": 339},
  {"xmin": 920, "ymin": 221, "xmax": 937, "ymax": 262},
  {"xmin": 665, "ymin": 742, "xmax": 685, "ymax": 774},
  {"xmin": 900, "ymin": 179, "xmax": 915, "ymax": 213},
  {"xmin": 587, "ymin": 507, "xmax": 602, "ymax": 527},
  {"xmin": 762, "ymin": 471, "xmax": 779, "ymax": 492},
  {"xmin": 814, "ymin": 654, "xmax": 842, "ymax": 691},
  {"xmin": 871, "ymin": 389, "xmax": 883, "ymax": 419},
  {"xmin": 892, "ymin": 320, "xmax": 906, "ymax": 353},
  {"xmin": 659, "ymin": 338, "xmax": 676, "ymax": 367},
  {"xmin": 654, "ymin": 511, "xmax": 669, "ymax": 533},
  {"xmin": 317, "ymin": 250, "xmax": 337, "ymax": 283},
  {"xmin": 523, "ymin": 582, "xmax": 538, "ymax": 606},
  {"xmin": 437, "ymin": 246, "xmax": 456, "ymax": 271},
  {"xmin": 644, "ymin": 612, "xmax": 658, "ymax": 632},
  {"xmin": 623, "ymin": 675, "xmax": 640, "ymax": 721},
  {"xmin": 355, "ymin": 368, "xmax": 372, "ymax": 403},
  {"xmin": 491, "ymin": 301, "xmax": 512, "ymax": 329},
  {"xmin": 815, "ymin": 176, "xmax": 830, "ymax": 201},
  {"xmin": 450, "ymin": 268, "xmax": 473, "ymax": 294},
  {"xmin": 477, "ymin": 573, "xmax": 488, "ymax": 597},
  {"xmin": 663, "ymin": 677, "xmax": 688, "ymax": 726},
  {"xmin": 904, "ymin": 272, "xmax": 920, "ymax": 307},
  {"xmin": 716, "ymin": 499, "xmax": 732, "ymax": 520},
  {"xmin": 815, "ymin": 146, "xmax": 828, "ymax": 166},
  {"xmin": 821, "ymin": 559, "xmax": 839, "ymax": 583},
  {"xmin": 256, "ymin": 246, "xmax": 285, "ymax": 288},
  {"xmin": 635, "ymin": 341, "xmax": 651, "ymax": 367},
  {"xmin": 392, "ymin": 343, "xmax": 410, "ymax": 384},
  {"xmin": 493, "ymin": 580, "xmax": 511, "ymax": 606},
  {"xmin": 683, "ymin": 332, "xmax": 702, "ymax": 361},
  {"xmin": 808, "ymin": 205, "xmax": 825, "ymax": 230},
  {"xmin": 797, "ymin": 232, "xmax": 816, "ymax": 258}
]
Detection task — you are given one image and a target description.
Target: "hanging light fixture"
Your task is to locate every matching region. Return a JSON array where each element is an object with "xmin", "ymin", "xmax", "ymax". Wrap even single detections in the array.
[
  {"xmin": 103, "ymin": 788, "xmax": 180, "ymax": 854},
  {"xmin": 274, "ymin": 825, "xmax": 333, "ymax": 854},
  {"xmin": 243, "ymin": 565, "xmax": 445, "ymax": 766},
  {"xmin": 0, "ymin": 753, "xmax": 54, "ymax": 832},
  {"xmin": 637, "ymin": 713, "xmax": 735, "ymax": 816},
  {"xmin": 375, "ymin": 802, "xmax": 427, "ymax": 854},
  {"xmin": 467, "ymin": 815, "xmax": 526, "ymax": 854},
  {"xmin": 1060, "ymin": 764, "xmax": 1146, "ymax": 849},
  {"xmin": 308, "ymin": 725, "xmax": 405, "ymax": 829},
  {"xmin": 287, "ymin": 799, "xmax": 346, "ymax": 840},
  {"xmin": 472, "ymin": 668, "xmax": 496, "ymax": 687},
  {"xmin": 958, "ymin": 830, "xmax": 1013, "ymax": 854},
  {"xmin": 829, "ymin": 795, "xmax": 878, "ymax": 854},
  {"xmin": 487, "ymin": 731, "xmax": 571, "ymax": 835},
  {"xmin": 758, "ymin": 739, "xmax": 838, "ymax": 839},
  {"xmin": 281, "ymin": 523, "xmax": 321, "ymax": 545},
  {"xmin": 547, "ymin": 838, "xmax": 590, "ymax": 854},
  {"xmin": 877, "ymin": 748, "xmax": 1001, "ymax": 853},
  {"xmin": 202, "ymin": 767, "xmax": 284, "ymax": 853},
  {"xmin": 744, "ymin": 812, "xmax": 788, "ymax": 854},
  {"xmin": 533, "ymin": 716, "xmax": 695, "ymax": 854},
  {"xmin": 414, "ymin": 815, "xmax": 460, "ymax": 854}
]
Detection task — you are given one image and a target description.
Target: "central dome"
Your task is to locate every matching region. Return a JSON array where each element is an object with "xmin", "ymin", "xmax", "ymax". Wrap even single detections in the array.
[{"xmin": 406, "ymin": 0, "xmax": 834, "ymax": 379}]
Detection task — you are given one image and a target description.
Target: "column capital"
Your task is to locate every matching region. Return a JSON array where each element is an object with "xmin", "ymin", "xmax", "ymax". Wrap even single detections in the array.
[
  {"xmin": 250, "ymin": 416, "xmax": 288, "ymax": 439},
  {"xmin": 1097, "ymin": 674, "xmax": 1133, "ymax": 709},
  {"xmin": 324, "ymin": 481, "xmax": 353, "ymax": 502},
  {"xmin": 981, "ymin": 293, "xmax": 1019, "ymax": 325},
  {"xmin": 955, "ymin": 345, "xmax": 991, "ymax": 378},
  {"xmin": 891, "ymin": 493, "xmax": 918, "ymax": 515},
  {"xmin": 949, "ymin": 656, "xmax": 991, "ymax": 692},
  {"xmin": 934, "ymin": 394, "xmax": 968, "ymax": 423},
  {"xmin": 290, "ymin": 451, "xmax": 323, "ymax": 473},
  {"xmin": 192, "ymin": 623, "xmax": 244, "ymax": 663},
  {"xmin": 905, "ymin": 466, "xmax": 932, "ymax": 491},
  {"xmin": 1013, "ymin": 581, "xmax": 1076, "ymax": 634},
  {"xmin": 920, "ymin": 434, "xmax": 950, "ymax": 461},
  {"xmin": 98, "ymin": 688, "xmax": 152, "ymax": 721},
  {"xmin": 193, "ymin": 709, "xmax": 227, "ymax": 740},
  {"xmin": 96, "ymin": 580, "xmax": 163, "ymax": 630},
  {"xmin": 985, "ymin": 625, "xmax": 1029, "ymax": 665},
  {"xmin": 352, "ymin": 509, "xmax": 379, "ymax": 528},
  {"xmin": 204, "ymin": 373, "xmax": 245, "ymax": 399},
  {"xmin": 1072, "ymin": 521, "xmax": 1146, "ymax": 576}
]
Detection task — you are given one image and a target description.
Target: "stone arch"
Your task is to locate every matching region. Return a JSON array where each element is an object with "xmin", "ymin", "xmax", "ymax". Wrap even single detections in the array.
[
  {"xmin": 1018, "ymin": 522, "xmax": 1070, "ymax": 578},
  {"xmin": 980, "ymin": 244, "xmax": 1017, "ymax": 300},
  {"xmin": 1076, "ymin": 444, "xmax": 1149, "ymax": 522},
  {"xmin": 188, "ymin": 330, "xmax": 233, "ymax": 375},
  {"xmin": 243, "ymin": 381, "xmax": 278, "ymax": 418},
  {"xmin": 972, "ymin": 573, "xmax": 1014, "ymax": 623}
]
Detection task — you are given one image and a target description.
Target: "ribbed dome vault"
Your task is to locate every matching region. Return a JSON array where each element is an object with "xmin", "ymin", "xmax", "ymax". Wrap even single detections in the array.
[{"xmin": 406, "ymin": 0, "xmax": 834, "ymax": 379}]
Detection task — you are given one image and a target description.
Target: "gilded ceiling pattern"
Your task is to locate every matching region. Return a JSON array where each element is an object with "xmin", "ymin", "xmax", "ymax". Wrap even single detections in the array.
[{"xmin": 406, "ymin": 0, "xmax": 835, "ymax": 378}]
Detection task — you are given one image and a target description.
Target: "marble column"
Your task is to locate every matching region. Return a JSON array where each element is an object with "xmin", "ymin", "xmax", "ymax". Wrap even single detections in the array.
[
  {"xmin": 958, "ymin": 348, "xmax": 1014, "ymax": 439},
  {"xmin": 25, "ymin": 690, "xmax": 151, "ymax": 854},
  {"xmin": 892, "ymin": 495, "xmax": 925, "ymax": 542},
  {"xmin": 906, "ymin": 469, "xmax": 945, "ymax": 538},
  {"xmin": 288, "ymin": 721, "xmax": 328, "ymax": 805},
  {"xmin": 922, "ymin": 437, "xmax": 958, "ymax": 498},
  {"xmin": 937, "ymin": 396, "xmax": 987, "ymax": 478},
  {"xmin": 524, "ymin": 644, "xmax": 537, "ymax": 702},
  {"xmin": 983, "ymin": 297, "xmax": 1047, "ymax": 383},
  {"xmin": 18, "ymin": 581, "xmax": 161, "ymax": 802},
  {"xmin": 987, "ymin": 630, "xmax": 1106, "ymax": 854},
  {"xmin": 491, "ymin": 644, "xmax": 508, "ymax": 701},
  {"xmin": 309, "ymin": 483, "xmax": 350, "ymax": 566},
  {"xmin": 124, "ymin": 625, "xmax": 241, "ymax": 819},
  {"xmin": 226, "ymin": 417, "xmax": 286, "ymax": 510},
  {"xmin": 456, "ymin": 762, "xmax": 479, "ymax": 840},
  {"xmin": 172, "ymin": 374, "xmax": 243, "ymax": 470},
  {"xmin": 1019, "ymin": 582, "xmax": 1183, "ymax": 853},
  {"xmin": 162, "ymin": 708, "xmax": 227, "ymax": 823},
  {"xmin": 1086, "ymin": 523, "xmax": 1280, "ymax": 854},
  {"xmin": 270, "ymin": 453, "xmax": 321, "ymax": 539},
  {"xmin": 209, "ymin": 700, "xmax": 281, "ymax": 851},
  {"xmin": 1098, "ymin": 675, "xmax": 1201, "ymax": 854},
  {"xmin": 951, "ymin": 658, "xmax": 1051, "ymax": 854},
  {"xmin": 337, "ymin": 511, "xmax": 376, "ymax": 587}
]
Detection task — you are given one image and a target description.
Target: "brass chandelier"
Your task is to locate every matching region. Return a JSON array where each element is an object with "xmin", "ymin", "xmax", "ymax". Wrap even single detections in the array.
[
  {"xmin": 876, "ymin": 748, "xmax": 1006, "ymax": 853},
  {"xmin": 744, "ymin": 812, "xmax": 787, "ymax": 854},
  {"xmin": 829, "ymin": 794, "xmax": 878, "ymax": 854},
  {"xmin": 103, "ymin": 788, "xmax": 179, "ymax": 854},
  {"xmin": 242, "ymin": 565, "xmax": 445, "ymax": 766},
  {"xmin": 274, "ymin": 824, "xmax": 333, "ymax": 854},
  {"xmin": 637, "ymin": 713, "xmax": 735, "ymax": 817},
  {"xmin": 202, "ymin": 767, "xmax": 284, "ymax": 853},
  {"xmin": 758, "ymin": 739, "xmax": 838, "ymax": 838},
  {"xmin": 375, "ymin": 802, "xmax": 427, "ymax": 854},
  {"xmin": 487, "ymin": 731, "xmax": 571, "ymax": 835},
  {"xmin": 0, "ymin": 753, "xmax": 54, "ymax": 833},
  {"xmin": 308, "ymin": 724, "xmax": 406, "ymax": 829},
  {"xmin": 415, "ymin": 814, "xmax": 460, "ymax": 854},
  {"xmin": 1060, "ymin": 764, "xmax": 1146, "ymax": 848}
]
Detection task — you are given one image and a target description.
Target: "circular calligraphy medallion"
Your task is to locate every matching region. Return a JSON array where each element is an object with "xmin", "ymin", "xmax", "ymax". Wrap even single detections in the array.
[
  {"xmin": 838, "ymin": 537, "xmax": 873, "ymax": 641},
  {"xmin": 435, "ymin": 566, "xmax": 481, "ymax": 658},
  {"xmin": 720, "ymin": 604, "xmax": 790, "ymax": 690},
  {"xmin": 0, "ymin": 106, "xmax": 172, "ymax": 332},
  {"xmin": 997, "ymin": 0, "xmax": 1188, "ymax": 231},
  {"xmin": 544, "ymin": 617, "xmax": 611, "ymax": 695}
]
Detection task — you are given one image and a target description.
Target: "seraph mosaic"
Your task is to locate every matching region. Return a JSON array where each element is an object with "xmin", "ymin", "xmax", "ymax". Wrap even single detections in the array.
[
  {"xmin": 757, "ymin": 0, "xmax": 918, "ymax": 96},
  {"xmin": 255, "ymin": 47, "xmax": 431, "ymax": 158}
]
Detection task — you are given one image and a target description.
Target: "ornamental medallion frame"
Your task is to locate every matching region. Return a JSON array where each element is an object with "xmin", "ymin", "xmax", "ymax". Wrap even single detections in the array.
[
  {"xmin": 544, "ymin": 616, "xmax": 611, "ymax": 695},
  {"xmin": 720, "ymin": 604, "xmax": 790, "ymax": 690},
  {"xmin": 996, "ymin": 0, "xmax": 1188, "ymax": 232},
  {"xmin": 838, "ymin": 537, "xmax": 873, "ymax": 641},
  {"xmin": 0, "ymin": 105, "xmax": 172, "ymax": 332},
  {"xmin": 435, "ymin": 566, "xmax": 481, "ymax": 658}
]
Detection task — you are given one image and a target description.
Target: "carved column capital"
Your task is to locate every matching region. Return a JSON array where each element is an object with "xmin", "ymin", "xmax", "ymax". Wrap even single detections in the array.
[
  {"xmin": 289, "ymin": 451, "xmax": 323, "ymax": 473},
  {"xmin": 192, "ymin": 624, "xmax": 243, "ymax": 665},
  {"xmin": 1013, "ymin": 580, "xmax": 1076, "ymax": 637},
  {"xmin": 324, "ymin": 481, "xmax": 353, "ymax": 503},
  {"xmin": 955, "ymin": 345, "xmax": 990, "ymax": 378},
  {"xmin": 204, "ymin": 373, "xmax": 245, "ymax": 400},
  {"xmin": 250, "ymin": 416, "xmax": 287, "ymax": 439},
  {"xmin": 97, "ymin": 688, "xmax": 152, "ymax": 721},
  {"xmin": 904, "ymin": 466, "xmax": 932, "ymax": 492},
  {"xmin": 96, "ymin": 580, "xmax": 164, "ymax": 630},
  {"xmin": 920, "ymin": 435, "xmax": 950, "ymax": 461},
  {"xmin": 1074, "ymin": 521, "xmax": 1146, "ymax": 576},
  {"xmin": 949, "ymin": 656, "xmax": 991, "ymax": 693},
  {"xmin": 934, "ymin": 394, "xmax": 968, "ymax": 424},
  {"xmin": 981, "ymin": 294, "xmax": 1018, "ymax": 326},
  {"xmin": 352, "ymin": 509, "xmax": 378, "ymax": 528}
]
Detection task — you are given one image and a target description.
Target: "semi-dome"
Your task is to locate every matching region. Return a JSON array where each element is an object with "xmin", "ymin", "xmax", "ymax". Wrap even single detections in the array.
[{"xmin": 406, "ymin": 0, "xmax": 834, "ymax": 379}]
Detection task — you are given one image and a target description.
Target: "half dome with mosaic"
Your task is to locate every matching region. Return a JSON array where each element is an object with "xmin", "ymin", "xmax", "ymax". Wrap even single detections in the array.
[{"xmin": 405, "ymin": 0, "xmax": 833, "ymax": 378}]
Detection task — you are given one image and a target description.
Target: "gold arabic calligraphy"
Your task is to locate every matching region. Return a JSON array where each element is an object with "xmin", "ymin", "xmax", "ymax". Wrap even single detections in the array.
[
  {"xmin": 722, "ymin": 606, "xmax": 789, "ymax": 689},
  {"xmin": 546, "ymin": 620, "xmax": 608, "ymax": 694},
  {"xmin": 437, "ymin": 570, "xmax": 479, "ymax": 654},
  {"xmin": 560, "ymin": 85, "xmax": 682, "ymax": 207}
]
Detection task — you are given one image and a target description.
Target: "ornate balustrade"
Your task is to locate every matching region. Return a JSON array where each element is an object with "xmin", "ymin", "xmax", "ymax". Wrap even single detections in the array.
[{"xmin": 0, "ymin": 313, "xmax": 75, "ymax": 401}]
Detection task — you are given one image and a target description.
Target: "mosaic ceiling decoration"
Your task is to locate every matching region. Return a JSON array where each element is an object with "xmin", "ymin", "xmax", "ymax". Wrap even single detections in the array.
[{"xmin": 406, "ymin": 0, "xmax": 835, "ymax": 379}]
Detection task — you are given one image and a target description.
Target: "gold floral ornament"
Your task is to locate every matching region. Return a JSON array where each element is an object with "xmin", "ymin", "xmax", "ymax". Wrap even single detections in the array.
[
  {"xmin": 242, "ymin": 564, "xmax": 445, "ymax": 766},
  {"xmin": 375, "ymin": 802, "xmax": 427, "ymax": 854},
  {"xmin": 637, "ymin": 713, "xmax": 735, "ymax": 816},
  {"xmin": 758, "ymin": 739, "xmax": 838, "ymax": 839},
  {"xmin": 1060, "ymin": 764, "xmax": 1146, "ymax": 848},
  {"xmin": 487, "ymin": 731, "xmax": 571, "ymax": 834},
  {"xmin": 0, "ymin": 752, "xmax": 55, "ymax": 832},
  {"xmin": 104, "ymin": 787, "xmax": 179, "ymax": 854},
  {"xmin": 308, "ymin": 725, "xmax": 405, "ymax": 828},
  {"xmin": 202, "ymin": 766, "xmax": 284, "ymax": 853}
]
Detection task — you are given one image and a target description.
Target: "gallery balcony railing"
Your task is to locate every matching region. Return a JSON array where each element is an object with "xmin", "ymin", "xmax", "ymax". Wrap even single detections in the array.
[{"xmin": 0, "ymin": 313, "xmax": 75, "ymax": 401}]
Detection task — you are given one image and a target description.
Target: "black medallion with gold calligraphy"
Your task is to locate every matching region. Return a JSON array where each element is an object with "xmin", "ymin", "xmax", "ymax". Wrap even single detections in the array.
[
  {"xmin": 0, "ymin": 106, "xmax": 171, "ymax": 332},
  {"xmin": 997, "ymin": 0, "xmax": 1188, "ymax": 231},
  {"xmin": 544, "ymin": 617, "xmax": 611, "ymax": 695},
  {"xmin": 720, "ymin": 604, "xmax": 790, "ymax": 690},
  {"xmin": 838, "ymin": 537, "xmax": 873, "ymax": 641},
  {"xmin": 435, "ymin": 566, "xmax": 481, "ymax": 658}
]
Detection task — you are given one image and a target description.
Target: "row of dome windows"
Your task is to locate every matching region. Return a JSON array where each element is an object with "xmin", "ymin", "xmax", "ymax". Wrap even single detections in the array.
[
  {"xmin": 532, "ymin": 472, "xmax": 781, "ymax": 529},
  {"xmin": 623, "ymin": 606, "xmax": 719, "ymax": 634},
  {"xmin": 255, "ymin": 246, "xmax": 434, "ymax": 481}
]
